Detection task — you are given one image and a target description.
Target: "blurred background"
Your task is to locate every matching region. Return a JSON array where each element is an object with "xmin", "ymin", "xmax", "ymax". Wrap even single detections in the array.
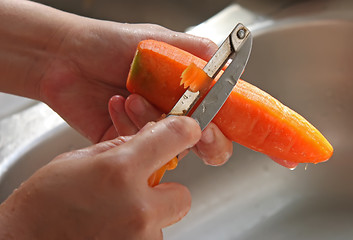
[{"xmin": 32, "ymin": 0, "xmax": 234, "ymax": 31}]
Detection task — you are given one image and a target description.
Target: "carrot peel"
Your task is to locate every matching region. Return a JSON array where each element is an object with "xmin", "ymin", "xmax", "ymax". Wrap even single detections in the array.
[{"xmin": 180, "ymin": 62, "xmax": 212, "ymax": 93}]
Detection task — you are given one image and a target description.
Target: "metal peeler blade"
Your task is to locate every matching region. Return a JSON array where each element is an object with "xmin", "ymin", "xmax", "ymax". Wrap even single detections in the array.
[{"xmin": 168, "ymin": 23, "xmax": 253, "ymax": 131}]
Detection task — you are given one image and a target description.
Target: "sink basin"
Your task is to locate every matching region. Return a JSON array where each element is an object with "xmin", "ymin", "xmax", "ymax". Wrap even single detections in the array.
[
  {"xmin": 1, "ymin": 1, "xmax": 353, "ymax": 239},
  {"xmin": 33, "ymin": 0, "xmax": 233, "ymax": 32},
  {"xmin": 163, "ymin": 19, "xmax": 353, "ymax": 239}
]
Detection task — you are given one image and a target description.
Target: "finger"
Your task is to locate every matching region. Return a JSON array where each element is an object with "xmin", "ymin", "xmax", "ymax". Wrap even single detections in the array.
[
  {"xmin": 113, "ymin": 116, "xmax": 201, "ymax": 176},
  {"xmin": 54, "ymin": 136, "xmax": 133, "ymax": 161},
  {"xmin": 151, "ymin": 182, "xmax": 191, "ymax": 228},
  {"xmin": 164, "ymin": 32, "xmax": 218, "ymax": 61},
  {"xmin": 99, "ymin": 125, "xmax": 119, "ymax": 142},
  {"xmin": 193, "ymin": 123, "xmax": 233, "ymax": 166},
  {"xmin": 125, "ymin": 94, "xmax": 163, "ymax": 129},
  {"xmin": 109, "ymin": 95, "xmax": 139, "ymax": 136},
  {"xmin": 131, "ymin": 24, "xmax": 218, "ymax": 62}
]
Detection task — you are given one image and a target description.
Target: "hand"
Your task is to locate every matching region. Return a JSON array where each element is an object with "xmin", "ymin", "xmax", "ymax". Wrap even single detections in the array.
[
  {"xmin": 0, "ymin": 117, "xmax": 200, "ymax": 240},
  {"xmin": 38, "ymin": 18, "xmax": 218, "ymax": 143},
  {"xmin": 37, "ymin": 13, "xmax": 233, "ymax": 165},
  {"xmin": 0, "ymin": 0, "xmax": 232, "ymax": 165},
  {"xmin": 109, "ymin": 94, "xmax": 233, "ymax": 166}
]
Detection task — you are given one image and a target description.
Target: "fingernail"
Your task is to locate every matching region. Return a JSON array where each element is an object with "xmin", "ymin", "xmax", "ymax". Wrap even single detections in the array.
[
  {"xmin": 110, "ymin": 96, "xmax": 125, "ymax": 113},
  {"xmin": 200, "ymin": 126, "xmax": 214, "ymax": 144},
  {"xmin": 128, "ymin": 96, "xmax": 146, "ymax": 115}
]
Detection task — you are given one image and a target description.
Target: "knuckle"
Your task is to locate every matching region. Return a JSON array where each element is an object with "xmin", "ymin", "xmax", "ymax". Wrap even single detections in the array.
[
  {"xmin": 166, "ymin": 117, "xmax": 185, "ymax": 134},
  {"xmin": 146, "ymin": 23, "xmax": 168, "ymax": 33},
  {"xmin": 108, "ymin": 136, "xmax": 130, "ymax": 147},
  {"xmin": 52, "ymin": 152, "xmax": 71, "ymax": 161},
  {"xmin": 94, "ymin": 150, "xmax": 134, "ymax": 186},
  {"xmin": 52, "ymin": 149, "xmax": 84, "ymax": 161},
  {"xmin": 196, "ymin": 139, "xmax": 233, "ymax": 166}
]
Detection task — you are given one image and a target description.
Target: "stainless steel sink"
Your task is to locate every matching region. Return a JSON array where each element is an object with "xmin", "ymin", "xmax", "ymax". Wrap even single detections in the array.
[
  {"xmin": 33, "ymin": 0, "xmax": 233, "ymax": 32},
  {"xmin": 1, "ymin": 1, "xmax": 353, "ymax": 239},
  {"xmin": 164, "ymin": 17, "xmax": 353, "ymax": 240}
]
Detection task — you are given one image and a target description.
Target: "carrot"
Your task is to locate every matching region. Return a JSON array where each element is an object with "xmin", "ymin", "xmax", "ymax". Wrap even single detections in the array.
[
  {"xmin": 127, "ymin": 40, "xmax": 206, "ymax": 113},
  {"xmin": 127, "ymin": 40, "xmax": 333, "ymax": 184}
]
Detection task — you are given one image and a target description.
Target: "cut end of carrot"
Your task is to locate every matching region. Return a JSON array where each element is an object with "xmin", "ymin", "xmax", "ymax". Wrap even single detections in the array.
[{"xmin": 180, "ymin": 63, "xmax": 212, "ymax": 92}]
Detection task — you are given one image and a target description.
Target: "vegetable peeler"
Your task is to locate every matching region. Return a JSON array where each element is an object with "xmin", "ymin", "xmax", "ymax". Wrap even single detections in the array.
[
  {"xmin": 148, "ymin": 23, "xmax": 252, "ymax": 186},
  {"xmin": 169, "ymin": 23, "xmax": 253, "ymax": 129}
]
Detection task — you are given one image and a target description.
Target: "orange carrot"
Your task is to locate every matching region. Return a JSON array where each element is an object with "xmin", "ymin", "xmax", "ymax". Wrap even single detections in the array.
[
  {"xmin": 127, "ymin": 40, "xmax": 206, "ymax": 113},
  {"xmin": 127, "ymin": 40, "xmax": 333, "ymax": 183}
]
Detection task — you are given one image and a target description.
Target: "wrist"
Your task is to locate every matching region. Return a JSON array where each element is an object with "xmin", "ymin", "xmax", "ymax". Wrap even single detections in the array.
[{"xmin": 0, "ymin": 173, "xmax": 66, "ymax": 240}]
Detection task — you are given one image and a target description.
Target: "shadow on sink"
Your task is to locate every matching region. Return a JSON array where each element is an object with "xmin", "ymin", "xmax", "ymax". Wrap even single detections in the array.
[{"xmin": 1, "ymin": 6, "xmax": 353, "ymax": 240}]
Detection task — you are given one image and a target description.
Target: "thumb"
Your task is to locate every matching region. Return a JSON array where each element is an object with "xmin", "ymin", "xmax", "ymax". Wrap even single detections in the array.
[{"xmin": 152, "ymin": 182, "xmax": 192, "ymax": 228}]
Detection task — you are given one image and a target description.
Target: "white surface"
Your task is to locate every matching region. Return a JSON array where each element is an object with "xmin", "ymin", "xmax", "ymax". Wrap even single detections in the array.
[
  {"xmin": 187, "ymin": 4, "xmax": 272, "ymax": 45},
  {"xmin": 0, "ymin": 93, "xmax": 37, "ymax": 120}
]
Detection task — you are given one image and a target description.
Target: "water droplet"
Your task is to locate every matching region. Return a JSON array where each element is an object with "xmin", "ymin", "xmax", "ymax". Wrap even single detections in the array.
[
  {"xmin": 289, "ymin": 166, "xmax": 297, "ymax": 171},
  {"xmin": 227, "ymin": 79, "xmax": 235, "ymax": 85},
  {"xmin": 304, "ymin": 163, "xmax": 309, "ymax": 171},
  {"xmin": 202, "ymin": 103, "xmax": 206, "ymax": 113}
]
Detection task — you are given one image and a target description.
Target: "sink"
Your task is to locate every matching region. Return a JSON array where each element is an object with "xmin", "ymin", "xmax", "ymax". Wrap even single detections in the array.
[
  {"xmin": 163, "ymin": 18, "xmax": 353, "ymax": 239},
  {"xmin": 1, "ymin": 1, "xmax": 353, "ymax": 239},
  {"xmin": 33, "ymin": 0, "xmax": 233, "ymax": 32}
]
